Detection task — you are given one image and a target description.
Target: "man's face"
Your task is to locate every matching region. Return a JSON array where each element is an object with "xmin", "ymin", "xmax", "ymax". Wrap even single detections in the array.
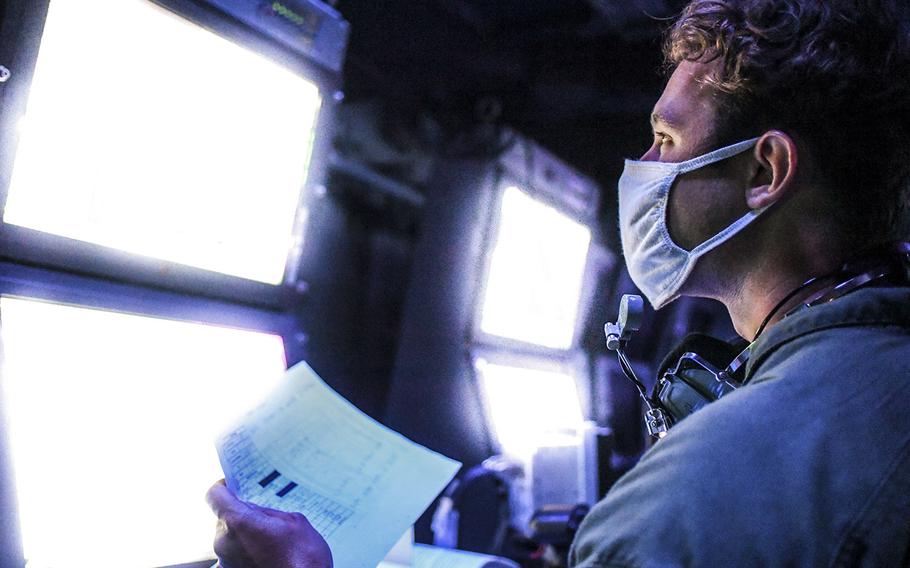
[{"xmin": 641, "ymin": 59, "xmax": 753, "ymax": 251}]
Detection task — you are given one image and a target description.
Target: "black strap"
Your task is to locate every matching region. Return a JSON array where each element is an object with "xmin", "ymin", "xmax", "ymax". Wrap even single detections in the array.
[{"xmin": 726, "ymin": 241, "xmax": 910, "ymax": 382}]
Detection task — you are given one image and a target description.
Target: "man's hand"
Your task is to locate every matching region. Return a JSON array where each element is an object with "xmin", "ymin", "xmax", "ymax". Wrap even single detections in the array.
[{"xmin": 206, "ymin": 480, "xmax": 333, "ymax": 568}]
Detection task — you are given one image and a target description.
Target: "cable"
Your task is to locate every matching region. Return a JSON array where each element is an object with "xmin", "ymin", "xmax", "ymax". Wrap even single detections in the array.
[{"xmin": 616, "ymin": 348, "xmax": 655, "ymax": 409}]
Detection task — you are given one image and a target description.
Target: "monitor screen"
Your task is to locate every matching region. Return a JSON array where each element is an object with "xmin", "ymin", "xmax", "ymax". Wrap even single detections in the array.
[
  {"xmin": 0, "ymin": 297, "xmax": 287, "ymax": 568},
  {"xmin": 478, "ymin": 186, "xmax": 592, "ymax": 350},
  {"xmin": 4, "ymin": 0, "xmax": 322, "ymax": 284}
]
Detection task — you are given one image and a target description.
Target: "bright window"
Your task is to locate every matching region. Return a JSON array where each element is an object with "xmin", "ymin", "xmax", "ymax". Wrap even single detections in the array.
[
  {"xmin": 0, "ymin": 297, "xmax": 287, "ymax": 568},
  {"xmin": 475, "ymin": 359, "xmax": 584, "ymax": 460},
  {"xmin": 478, "ymin": 186, "xmax": 591, "ymax": 350},
  {"xmin": 4, "ymin": 0, "xmax": 322, "ymax": 284}
]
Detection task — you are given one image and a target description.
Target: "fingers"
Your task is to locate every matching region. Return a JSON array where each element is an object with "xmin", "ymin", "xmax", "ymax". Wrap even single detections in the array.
[
  {"xmin": 245, "ymin": 500, "xmax": 286, "ymax": 519},
  {"xmin": 206, "ymin": 479, "xmax": 333, "ymax": 568},
  {"xmin": 246, "ymin": 500, "xmax": 308, "ymax": 522},
  {"xmin": 206, "ymin": 480, "xmax": 251, "ymax": 524},
  {"xmin": 209, "ymin": 484, "xmax": 258, "ymax": 568},
  {"xmin": 213, "ymin": 525, "xmax": 255, "ymax": 568}
]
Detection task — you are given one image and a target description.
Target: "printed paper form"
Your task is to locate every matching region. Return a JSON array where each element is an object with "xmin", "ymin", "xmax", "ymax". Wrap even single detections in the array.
[{"xmin": 216, "ymin": 361, "xmax": 462, "ymax": 568}]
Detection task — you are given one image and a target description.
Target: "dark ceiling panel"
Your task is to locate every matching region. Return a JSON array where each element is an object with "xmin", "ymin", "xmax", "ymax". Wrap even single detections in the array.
[
  {"xmin": 456, "ymin": 0, "xmax": 594, "ymax": 28},
  {"xmin": 335, "ymin": 0, "xmax": 688, "ymax": 190}
]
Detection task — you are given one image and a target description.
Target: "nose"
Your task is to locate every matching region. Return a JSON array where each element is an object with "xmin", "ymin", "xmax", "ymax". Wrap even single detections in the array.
[{"xmin": 639, "ymin": 141, "xmax": 660, "ymax": 162}]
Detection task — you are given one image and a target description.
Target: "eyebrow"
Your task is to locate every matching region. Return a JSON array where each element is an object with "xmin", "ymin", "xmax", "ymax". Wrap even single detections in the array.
[{"xmin": 651, "ymin": 111, "xmax": 681, "ymax": 131}]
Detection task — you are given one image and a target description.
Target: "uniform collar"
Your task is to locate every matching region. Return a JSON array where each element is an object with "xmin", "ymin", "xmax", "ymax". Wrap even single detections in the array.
[{"xmin": 744, "ymin": 286, "xmax": 910, "ymax": 383}]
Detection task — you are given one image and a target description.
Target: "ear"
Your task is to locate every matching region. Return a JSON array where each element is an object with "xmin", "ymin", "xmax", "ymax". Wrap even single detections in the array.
[{"xmin": 746, "ymin": 131, "xmax": 798, "ymax": 209}]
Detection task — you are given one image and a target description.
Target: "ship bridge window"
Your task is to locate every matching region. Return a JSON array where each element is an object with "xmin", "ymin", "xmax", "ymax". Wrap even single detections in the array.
[
  {"xmin": 4, "ymin": 0, "xmax": 322, "ymax": 285},
  {"xmin": 0, "ymin": 296, "xmax": 286, "ymax": 568}
]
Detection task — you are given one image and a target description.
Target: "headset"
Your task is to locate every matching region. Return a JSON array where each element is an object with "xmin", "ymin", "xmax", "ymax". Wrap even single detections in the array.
[{"xmin": 606, "ymin": 242, "xmax": 910, "ymax": 440}]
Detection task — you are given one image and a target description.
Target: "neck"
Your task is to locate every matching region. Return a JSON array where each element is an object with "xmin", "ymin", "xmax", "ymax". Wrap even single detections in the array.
[
  {"xmin": 711, "ymin": 231, "xmax": 854, "ymax": 341},
  {"xmin": 727, "ymin": 266, "xmax": 836, "ymax": 341}
]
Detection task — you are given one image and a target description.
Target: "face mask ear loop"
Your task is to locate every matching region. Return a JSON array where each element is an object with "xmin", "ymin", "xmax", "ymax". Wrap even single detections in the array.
[
  {"xmin": 648, "ymin": 139, "xmax": 766, "ymax": 306},
  {"xmin": 651, "ymin": 205, "xmax": 770, "ymax": 308},
  {"xmin": 686, "ymin": 205, "xmax": 771, "ymax": 258},
  {"xmin": 618, "ymin": 136, "xmax": 763, "ymax": 311},
  {"xmin": 674, "ymin": 137, "xmax": 761, "ymax": 175}
]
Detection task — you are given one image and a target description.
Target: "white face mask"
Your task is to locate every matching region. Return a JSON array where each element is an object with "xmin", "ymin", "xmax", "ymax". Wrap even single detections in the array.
[{"xmin": 618, "ymin": 137, "xmax": 764, "ymax": 309}]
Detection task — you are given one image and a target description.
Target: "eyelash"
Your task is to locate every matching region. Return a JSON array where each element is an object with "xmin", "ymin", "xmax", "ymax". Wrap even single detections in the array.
[{"xmin": 655, "ymin": 132, "xmax": 672, "ymax": 146}]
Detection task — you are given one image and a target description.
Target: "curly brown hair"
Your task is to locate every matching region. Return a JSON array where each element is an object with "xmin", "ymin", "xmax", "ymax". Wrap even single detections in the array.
[{"xmin": 664, "ymin": 0, "xmax": 910, "ymax": 243}]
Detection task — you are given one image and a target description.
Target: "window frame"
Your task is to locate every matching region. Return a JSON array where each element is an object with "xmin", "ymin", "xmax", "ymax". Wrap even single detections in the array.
[
  {"xmin": 466, "ymin": 139, "xmax": 610, "ymax": 457},
  {"xmin": 0, "ymin": 1, "xmax": 345, "ymax": 565},
  {"xmin": 469, "ymin": 171, "xmax": 599, "ymax": 357},
  {"xmin": 0, "ymin": 0, "xmax": 342, "ymax": 308},
  {"xmin": 471, "ymin": 345, "xmax": 593, "ymax": 454},
  {"xmin": 0, "ymin": 263, "xmax": 300, "ymax": 568}
]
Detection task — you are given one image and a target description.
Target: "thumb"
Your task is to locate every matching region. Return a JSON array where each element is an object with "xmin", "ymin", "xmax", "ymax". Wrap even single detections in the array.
[{"xmin": 206, "ymin": 480, "xmax": 249, "ymax": 521}]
